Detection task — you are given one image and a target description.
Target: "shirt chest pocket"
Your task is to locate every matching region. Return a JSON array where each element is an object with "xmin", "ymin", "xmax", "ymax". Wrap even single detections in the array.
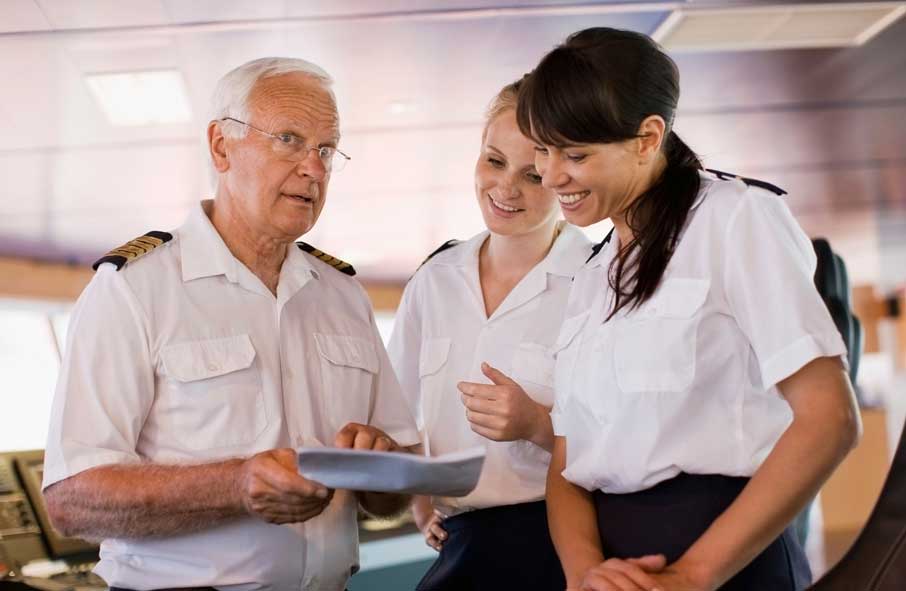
[
  {"xmin": 511, "ymin": 342, "xmax": 555, "ymax": 405},
  {"xmin": 314, "ymin": 333, "xmax": 379, "ymax": 430},
  {"xmin": 159, "ymin": 334, "xmax": 267, "ymax": 450},
  {"xmin": 613, "ymin": 278, "xmax": 710, "ymax": 393},
  {"xmin": 552, "ymin": 311, "xmax": 591, "ymax": 403},
  {"xmin": 417, "ymin": 338, "xmax": 451, "ymax": 429}
]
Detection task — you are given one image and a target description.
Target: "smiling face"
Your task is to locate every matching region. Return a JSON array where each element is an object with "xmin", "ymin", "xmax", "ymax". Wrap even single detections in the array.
[
  {"xmin": 215, "ymin": 72, "xmax": 339, "ymax": 241},
  {"xmin": 533, "ymin": 139, "xmax": 653, "ymax": 228},
  {"xmin": 474, "ymin": 110, "xmax": 559, "ymax": 237}
]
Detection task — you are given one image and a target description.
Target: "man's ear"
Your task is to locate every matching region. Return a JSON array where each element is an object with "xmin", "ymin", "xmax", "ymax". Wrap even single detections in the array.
[
  {"xmin": 636, "ymin": 115, "xmax": 667, "ymax": 164},
  {"xmin": 208, "ymin": 121, "xmax": 230, "ymax": 173}
]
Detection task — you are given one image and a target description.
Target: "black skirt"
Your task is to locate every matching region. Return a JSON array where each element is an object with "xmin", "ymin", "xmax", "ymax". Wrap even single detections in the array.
[
  {"xmin": 416, "ymin": 500, "xmax": 565, "ymax": 591},
  {"xmin": 593, "ymin": 472, "xmax": 812, "ymax": 591}
]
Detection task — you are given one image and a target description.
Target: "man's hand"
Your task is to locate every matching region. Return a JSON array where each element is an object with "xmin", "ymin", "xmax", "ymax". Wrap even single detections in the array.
[
  {"xmin": 238, "ymin": 448, "xmax": 332, "ymax": 525},
  {"xmin": 334, "ymin": 422, "xmax": 402, "ymax": 452},
  {"xmin": 413, "ymin": 495, "xmax": 447, "ymax": 552},
  {"xmin": 458, "ymin": 362, "xmax": 552, "ymax": 448},
  {"xmin": 335, "ymin": 422, "xmax": 410, "ymax": 517}
]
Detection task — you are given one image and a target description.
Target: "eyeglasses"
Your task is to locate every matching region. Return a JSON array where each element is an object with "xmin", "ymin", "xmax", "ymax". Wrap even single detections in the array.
[{"xmin": 220, "ymin": 117, "xmax": 350, "ymax": 172}]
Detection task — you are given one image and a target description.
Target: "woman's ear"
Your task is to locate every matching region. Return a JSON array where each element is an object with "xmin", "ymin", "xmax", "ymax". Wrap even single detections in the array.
[
  {"xmin": 208, "ymin": 121, "xmax": 230, "ymax": 173},
  {"xmin": 636, "ymin": 115, "xmax": 667, "ymax": 163}
]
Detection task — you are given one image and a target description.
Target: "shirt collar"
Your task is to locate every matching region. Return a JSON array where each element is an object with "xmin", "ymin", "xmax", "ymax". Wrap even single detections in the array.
[
  {"xmin": 436, "ymin": 221, "xmax": 592, "ymax": 278},
  {"xmin": 178, "ymin": 200, "xmax": 319, "ymax": 287},
  {"xmin": 179, "ymin": 200, "xmax": 241, "ymax": 283}
]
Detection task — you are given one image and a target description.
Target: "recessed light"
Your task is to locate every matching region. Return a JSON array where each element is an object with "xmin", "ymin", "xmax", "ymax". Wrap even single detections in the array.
[
  {"xmin": 85, "ymin": 69, "xmax": 192, "ymax": 126},
  {"xmin": 653, "ymin": 2, "xmax": 906, "ymax": 51}
]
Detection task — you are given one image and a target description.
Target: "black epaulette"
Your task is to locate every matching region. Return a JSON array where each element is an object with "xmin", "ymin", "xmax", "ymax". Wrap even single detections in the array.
[
  {"xmin": 585, "ymin": 228, "xmax": 614, "ymax": 264},
  {"xmin": 706, "ymin": 168, "xmax": 787, "ymax": 196},
  {"xmin": 419, "ymin": 239, "xmax": 461, "ymax": 269},
  {"xmin": 92, "ymin": 231, "xmax": 173, "ymax": 271},
  {"xmin": 296, "ymin": 242, "xmax": 356, "ymax": 276}
]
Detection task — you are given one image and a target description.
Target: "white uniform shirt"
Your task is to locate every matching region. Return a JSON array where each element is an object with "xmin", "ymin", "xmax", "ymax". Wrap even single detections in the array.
[
  {"xmin": 43, "ymin": 201, "xmax": 419, "ymax": 591},
  {"xmin": 388, "ymin": 223, "xmax": 591, "ymax": 512},
  {"xmin": 552, "ymin": 171, "xmax": 847, "ymax": 494}
]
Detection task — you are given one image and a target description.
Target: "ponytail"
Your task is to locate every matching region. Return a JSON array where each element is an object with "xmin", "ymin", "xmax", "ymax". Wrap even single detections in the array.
[{"xmin": 607, "ymin": 131, "xmax": 702, "ymax": 320}]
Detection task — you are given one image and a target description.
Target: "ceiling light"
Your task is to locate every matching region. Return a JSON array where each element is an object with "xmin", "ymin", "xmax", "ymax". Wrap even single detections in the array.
[
  {"xmin": 653, "ymin": 2, "xmax": 906, "ymax": 52},
  {"xmin": 84, "ymin": 69, "xmax": 192, "ymax": 126}
]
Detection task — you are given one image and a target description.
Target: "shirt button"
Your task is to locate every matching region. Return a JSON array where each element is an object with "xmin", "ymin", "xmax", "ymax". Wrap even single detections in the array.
[{"xmin": 208, "ymin": 363, "xmax": 219, "ymax": 372}]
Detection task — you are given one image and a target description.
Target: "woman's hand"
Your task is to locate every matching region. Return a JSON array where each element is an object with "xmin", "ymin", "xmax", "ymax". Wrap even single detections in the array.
[
  {"xmin": 579, "ymin": 555, "xmax": 715, "ymax": 591},
  {"xmin": 457, "ymin": 362, "xmax": 553, "ymax": 449},
  {"xmin": 579, "ymin": 555, "xmax": 667, "ymax": 591},
  {"xmin": 412, "ymin": 495, "xmax": 448, "ymax": 551}
]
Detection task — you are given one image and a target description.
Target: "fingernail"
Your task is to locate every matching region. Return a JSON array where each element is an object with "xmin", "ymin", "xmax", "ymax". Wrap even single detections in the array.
[{"xmin": 316, "ymin": 488, "xmax": 328, "ymax": 499}]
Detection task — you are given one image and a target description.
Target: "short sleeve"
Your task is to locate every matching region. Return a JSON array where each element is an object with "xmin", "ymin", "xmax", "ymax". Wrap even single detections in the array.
[
  {"xmin": 364, "ymin": 291, "xmax": 420, "ymax": 448},
  {"xmin": 42, "ymin": 267, "xmax": 154, "ymax": 489},
  {"xmin": 721, "ymin": 192, "xmax": 847, "ymax": 389}
]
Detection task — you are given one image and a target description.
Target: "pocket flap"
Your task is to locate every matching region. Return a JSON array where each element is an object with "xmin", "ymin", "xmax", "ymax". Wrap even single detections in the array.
[
  {"xmin": 636, "ymin": 278, "xmax": 710, "ymax": 319},
  {"xmin": 554, "ymin": 311, "xmax": 590, "ymax": 352},
  {"xmin": 314, "ymin": 333, "xmax": 379, "ymax": 373},
  {"xmin": 419, "ymin": 338, "xmax": 451, "ymax": 378},
  {"xmin": 512, "ymin": 342, "xmax": 555, "ymax": 387},
  {"xmin": 161, "ymin": 334, "xmax": 257, "ymax": 382}
]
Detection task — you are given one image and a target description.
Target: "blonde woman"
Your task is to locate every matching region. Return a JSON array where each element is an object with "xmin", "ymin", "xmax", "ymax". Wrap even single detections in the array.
[{"xmin": 387, "ymin": 79, "xmax": 592, "ymax": 590}]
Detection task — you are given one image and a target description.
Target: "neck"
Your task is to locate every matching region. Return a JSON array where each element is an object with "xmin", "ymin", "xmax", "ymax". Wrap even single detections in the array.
[
  {"xmin": 481, "ymin": 219, "xmax": 560, "ymax": 280},
  {"xmin": 206, "ymin": 198, "xmax": 289, "ymax": 289},
  {"xmin": 612, "ymin": 152, "xmax": 670, "ymax": 248}
]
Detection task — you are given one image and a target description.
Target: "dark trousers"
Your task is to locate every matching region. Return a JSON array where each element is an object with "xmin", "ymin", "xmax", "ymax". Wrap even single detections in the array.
[
  {"xmin": 416, "ymin": 500, "xmax": 565, "ymax": 591},
  {"xmin": 593, "ymin": 473, "xmax": 812, "ymax": 591}
]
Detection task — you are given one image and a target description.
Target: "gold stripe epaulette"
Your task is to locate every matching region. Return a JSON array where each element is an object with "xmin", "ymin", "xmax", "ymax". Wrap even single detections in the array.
[
  {"xmin": 296, "ymin": 242, "xmax": 356, "ymax": 276},
  {"xmin": 92, "ymin": 231, "xmax": 173, "ymax": 271}
]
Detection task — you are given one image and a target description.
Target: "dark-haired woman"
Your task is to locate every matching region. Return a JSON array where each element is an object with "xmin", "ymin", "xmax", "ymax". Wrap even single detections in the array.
[{"xmin": 514, "ymin": 28, "xmax": 861, "ymax": 591}]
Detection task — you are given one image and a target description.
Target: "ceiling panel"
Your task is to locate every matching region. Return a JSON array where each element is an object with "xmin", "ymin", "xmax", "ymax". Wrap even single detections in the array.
[
  {"xmin": 0, "ymin": 0, "xmax": 51, "ymax": 33},
  {"xmin": 0, "ymin": 0, "xmax": 904, "ymax": 287},
  {"xmin": 35, "ymin": 0, "xmax": 169, "ymax": 29}
]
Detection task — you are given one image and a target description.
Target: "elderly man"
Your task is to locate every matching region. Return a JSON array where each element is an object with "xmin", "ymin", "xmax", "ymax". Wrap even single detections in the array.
[{"xmin": 41, "ymin": 58, "xmax": 419, "ymax": 591}]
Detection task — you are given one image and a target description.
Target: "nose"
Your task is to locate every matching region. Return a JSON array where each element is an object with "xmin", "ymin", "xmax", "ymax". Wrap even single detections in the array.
[
  {"xmin": 541, "ymin": 157, "xmax": 568, "ymax": 189},
  {"xmin": 294, "ymin": 148, "xmax": 328, "ymax": 181},
  {"xmin": 498, "ymin": 174, "xmax": 520, "ymax": 199}
]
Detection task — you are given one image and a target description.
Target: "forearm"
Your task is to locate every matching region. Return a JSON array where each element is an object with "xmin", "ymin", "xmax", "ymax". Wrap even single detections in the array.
[
  {"xmin": 678, "ymin": 366, "xmax": 860, "ymax": 588},
  {"xmin": 547, "ymin": 437, "xmax": 604, "ymax": 587},
  {"xmin": 45, "ymin": 459, "xmax": 245, "ymax": 539}
]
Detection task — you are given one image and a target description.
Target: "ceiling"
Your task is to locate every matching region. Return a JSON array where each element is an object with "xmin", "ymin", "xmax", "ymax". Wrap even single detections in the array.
[{"xmin": 1, "ymin": 0, "xmax": 905, "ymax": 287}]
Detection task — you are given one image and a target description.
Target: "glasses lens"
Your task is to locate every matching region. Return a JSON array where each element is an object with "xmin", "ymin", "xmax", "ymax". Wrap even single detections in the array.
[{"xmin": 332, "ymin": 152, "xmax": 348, "ymax": 172}]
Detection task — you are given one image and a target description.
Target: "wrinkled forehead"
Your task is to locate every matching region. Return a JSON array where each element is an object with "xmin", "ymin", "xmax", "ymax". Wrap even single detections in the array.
[{"xmin": 249, "ymin": 73, "xmax": 340, "ymax": 138}]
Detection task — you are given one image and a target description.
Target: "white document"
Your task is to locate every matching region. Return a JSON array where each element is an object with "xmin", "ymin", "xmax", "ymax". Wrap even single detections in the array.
[{"xmin": 296, "ymin": 446, "xmax": 486, "ymax": 497}]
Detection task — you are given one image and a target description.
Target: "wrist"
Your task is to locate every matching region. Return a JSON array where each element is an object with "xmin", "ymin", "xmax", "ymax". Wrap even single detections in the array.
[
  {"xmin": 673, "ymin": 553, "xmax": 719, "ymax": 591},
  {"xmin": 527, "ymin": 403, "xmax": 554, "ymax": 451}
]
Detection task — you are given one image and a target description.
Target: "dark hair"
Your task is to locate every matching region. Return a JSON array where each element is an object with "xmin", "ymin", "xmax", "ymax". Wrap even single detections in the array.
[{"xmin": 517, "ymin": 27, "xmax": 702, "ymax": 319}]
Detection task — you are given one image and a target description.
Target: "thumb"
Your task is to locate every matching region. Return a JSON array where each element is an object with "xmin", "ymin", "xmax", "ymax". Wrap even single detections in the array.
[
  {"xmin": 627, "ymin": 554, "xmax": 667, "ymax": 572},
  {"xmin": 481, "ymin": 361, "xmax": 517, "ymax": 386}
]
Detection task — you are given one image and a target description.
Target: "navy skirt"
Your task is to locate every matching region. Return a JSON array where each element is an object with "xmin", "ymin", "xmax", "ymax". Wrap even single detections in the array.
[
  {"xmin": 416, "ymin": 500, "xmax": 565, "ymax": 591},
  {"xmin": 593, "ymin": 473, "xmax": 812, "ymax": 591}
]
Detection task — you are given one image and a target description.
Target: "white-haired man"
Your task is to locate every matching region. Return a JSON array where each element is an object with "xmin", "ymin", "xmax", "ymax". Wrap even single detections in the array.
[{"xmin": 41, "ymin": 58, "xmax": 419, "ymax": 591}]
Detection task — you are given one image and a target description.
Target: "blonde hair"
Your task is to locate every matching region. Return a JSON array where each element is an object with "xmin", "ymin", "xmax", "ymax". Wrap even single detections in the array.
[{"xmin": 482, "ymin": 76, "xmax": 525, "ymax": 138}]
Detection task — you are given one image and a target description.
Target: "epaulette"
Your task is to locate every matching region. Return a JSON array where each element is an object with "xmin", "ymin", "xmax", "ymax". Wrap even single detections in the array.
[
  {"xmin": 706, "ymin": 168, "xmax": 787, "ymax": 196},
  {"xmin": 585, "ymin": 228, "xmax": 614, "ymax": 264},
  {"xmin": 296, "ymin": 242, "xmax": 356, "ymax": 276},
  {"xmin": 92, "ymin": 231, "xmax": 173, "ymax": 271},
  {"xmin": 419, "ymin": 239, "xmax": 461, "ymax": 269}
]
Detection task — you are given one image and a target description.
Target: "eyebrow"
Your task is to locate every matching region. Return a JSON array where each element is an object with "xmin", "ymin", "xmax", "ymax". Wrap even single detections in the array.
[{"xmin": 485, "ymin": 144, "xmax": 505, "ymax": 155}]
